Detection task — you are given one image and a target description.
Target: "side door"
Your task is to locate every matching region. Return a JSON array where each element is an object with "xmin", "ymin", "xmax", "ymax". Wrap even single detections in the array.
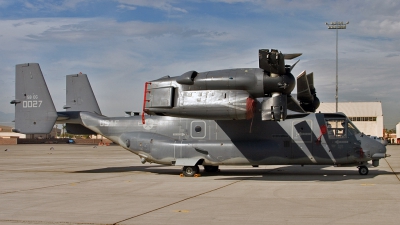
[
  {"xmin": 292, "ymin": 120, "xmax": 315, "ymax": 162},
  {"xmin": 325, "ymin": 118, "xmax": 352, "ymax": 161}
]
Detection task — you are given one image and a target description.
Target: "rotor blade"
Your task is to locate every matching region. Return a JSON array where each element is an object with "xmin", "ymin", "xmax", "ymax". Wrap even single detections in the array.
[
  {"xmin": 290, "ymin": 59, "xmax": 300, "ymax": 72},
  {"xmin": 283, "ymin": 53, "xmax": 302, "ymax": 60},
  {"xmin": 287, "ymin": 95, "xmax": 306, "ymax": 113},
  {"xmin": 306, "ymin": 72, "xmax": 315, "ymax": 91},
  {"xmin": 297, "ymin": 70, "xmax": 313, "ymax": 103}
]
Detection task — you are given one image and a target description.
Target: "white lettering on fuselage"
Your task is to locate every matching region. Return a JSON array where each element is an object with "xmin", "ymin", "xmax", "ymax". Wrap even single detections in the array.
[
  {"xmin": 143, "ymin": 118, "xmax": 155, "ymax": 130},
  {"xmin": 22, "ymin": 100, "xmax": 43, "ymax": 108},
  {"xmin": 99, "ymin": 120, "xmax": 119, "ymax": 127},
  {"xmin": 26, "ymin": 94, "xmax": 38, "ymax": 100},
  {"xmin": 23, "ymin": 94, "xmax": 42, "ymax": 108}
]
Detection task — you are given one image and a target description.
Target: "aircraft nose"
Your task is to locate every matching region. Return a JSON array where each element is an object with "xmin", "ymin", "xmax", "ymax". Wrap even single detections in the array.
[
  {"xmin": 361, "ymin": 135, "xmax": 385, "ymax": 152},
  {"xmin": 371, "ymin": 142, "xmax": 387, "ymax": 158},
  {"xmin": 359, "ymin": 135, "xmax": 388, "ymax": 167}
]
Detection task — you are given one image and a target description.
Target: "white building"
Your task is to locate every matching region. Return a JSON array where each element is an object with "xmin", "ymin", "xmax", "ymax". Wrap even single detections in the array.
[
  {"xmin": 318, "ymin": 102, "xmax": 383, "ymax": 138},
  {"xmin": 396, "ymin": 122, "xmax": 400, "ymax": 139}
]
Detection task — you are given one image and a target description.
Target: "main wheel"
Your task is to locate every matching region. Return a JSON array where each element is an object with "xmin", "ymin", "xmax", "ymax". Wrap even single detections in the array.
[
  {"xmin": 358, "ymin": 166, "xmax": 369, "ymax": 175},
  {"xmin": 204, "ymin": 165, "xmax": 219, "ymax": 173},
  {"xmin": 182, "ymin": 166, "xmax": 199, "ymax": 177}
]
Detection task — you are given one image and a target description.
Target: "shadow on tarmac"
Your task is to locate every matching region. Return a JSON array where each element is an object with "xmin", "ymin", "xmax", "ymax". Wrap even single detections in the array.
[
  {"xmin": 73, "ymin": 164, "xmax": 398, "ymax": 182},
  {"xmin": 73, "ymin": 164, "xmax": 168, "ymax": 173},
  {"xmin": 212, "ymin": 166, "xmax": 396, "ymax": 182}
]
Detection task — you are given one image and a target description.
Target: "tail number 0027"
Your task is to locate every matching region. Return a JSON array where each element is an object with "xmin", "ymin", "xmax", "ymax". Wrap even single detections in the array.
[{"xmin": 22, "ymin": 100, "xmax": 43, "ymax": 108}]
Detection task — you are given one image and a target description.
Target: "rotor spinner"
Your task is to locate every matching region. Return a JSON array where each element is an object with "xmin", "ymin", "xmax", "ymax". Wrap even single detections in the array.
[{"xmin": 259, "ymin": 49, "xmax": 300, "ymax": 121}]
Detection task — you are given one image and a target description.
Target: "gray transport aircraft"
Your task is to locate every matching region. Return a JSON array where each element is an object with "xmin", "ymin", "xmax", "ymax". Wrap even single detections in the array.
[{"xmin": 10, "ymin": 49, "xmax": 389, "ymax": 177}]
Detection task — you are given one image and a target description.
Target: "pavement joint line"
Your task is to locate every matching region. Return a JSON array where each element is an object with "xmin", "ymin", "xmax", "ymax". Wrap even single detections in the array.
[
  {"xmin": 112, "ymin": 179, "xmax": 247, "ymax": 225},
  {"xmin": 384, "ymin": 158, "xmax": 400, "ymax": 182},
  {"xmin": 0, "ymin": 219, "xmax": 112, "ymax": 225},
  {"xmin": 0, "ymin": 173, "xmax": 134, "ymax": 195},
  {"xmin": 112, "ymin": 168, "xmax": 279, "ymax": 225},
  {"xmin": 0, "ymin": 168, "xmax": 91, "ymax": 173}
]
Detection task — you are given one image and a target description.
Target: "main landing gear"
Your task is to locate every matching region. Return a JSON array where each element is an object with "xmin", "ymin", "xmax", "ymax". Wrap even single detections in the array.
[
  {"xmin": 182, "ymin": 166, "xmax": 200, "ymax": 177},
  {"xmin": 358, "ymin": 166, "xmax": 369, "ymax": 175}
]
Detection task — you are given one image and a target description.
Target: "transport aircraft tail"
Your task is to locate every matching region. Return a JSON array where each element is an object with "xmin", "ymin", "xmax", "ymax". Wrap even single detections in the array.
[
  {"xmin": 63, "ymin": 72, "xmax": 102, "ymax": 134},
  {"xmin": 11, "ymin": 63, "xmax": 58, "ymax": 134},
  {"xmin": 11, "ymin": 63, "xmax": 102, "ymax": 134},
  {"xmin": 64, "ymin": 73, "xmax": 101, "ymax": 114}
]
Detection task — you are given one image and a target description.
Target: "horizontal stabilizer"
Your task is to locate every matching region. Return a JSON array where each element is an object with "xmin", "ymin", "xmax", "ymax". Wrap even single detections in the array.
[{"xmin": 66, "ymin": 123, "xmax": 96, "ymax": 135}]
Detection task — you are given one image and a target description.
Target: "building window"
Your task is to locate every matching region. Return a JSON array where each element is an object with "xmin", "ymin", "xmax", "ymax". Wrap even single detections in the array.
[{"xmin": 348, "ymin": 117, "xmax": 376, "ymax": 122}]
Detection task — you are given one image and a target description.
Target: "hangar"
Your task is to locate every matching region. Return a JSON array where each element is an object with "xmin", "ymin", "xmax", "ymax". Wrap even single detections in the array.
[{"xmin": 318, "ymin": 102, "xmax": 383, "ymax": 138}]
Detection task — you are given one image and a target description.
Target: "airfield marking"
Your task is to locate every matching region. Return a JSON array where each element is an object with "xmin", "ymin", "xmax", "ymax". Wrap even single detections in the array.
[
  {"xmin": 112, "ymin": 179, "xmax": 247, "ymax": 224},
  {"xmin": 173, "ymin": 209, "xmax": 190, "ymax": 213},
  {"xmin": 384, "ymin": 158, "xmax": 400, "ymax": 182},
  {"xmin": 360, "ymin": 183, "xmax": 375, "ymax": 186},
  {"xmin": 0, "ymin": 219, "xmax": 110, "ymax": 225},
  {"xmin": 0, "ymin": 173, "xmax": 132, "ymax": 195},
  {"xmin": 111, "ymin": 170, "xmax": 278, "ymax": 225}
]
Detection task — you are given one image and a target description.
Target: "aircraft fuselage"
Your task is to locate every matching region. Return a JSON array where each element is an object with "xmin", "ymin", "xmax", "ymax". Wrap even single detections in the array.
[{"xmin": 77, "ymin": 111, "xmax": 385, "ymax": 169}]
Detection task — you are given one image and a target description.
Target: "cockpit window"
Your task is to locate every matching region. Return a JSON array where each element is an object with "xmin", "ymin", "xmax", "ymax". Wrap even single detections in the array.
[
  {"xmin": 347, "ymin": 120, "xmax": 361, "ymax": 135},
  {"xmin": 325, "ymin": 119, "xmax": 347, "ymax": 138}
]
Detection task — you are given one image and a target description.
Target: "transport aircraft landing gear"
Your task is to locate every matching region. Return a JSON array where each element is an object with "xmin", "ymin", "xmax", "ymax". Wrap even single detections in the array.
[
  {"xmin": 182, "ymin": 166, "xmax": 200, "ymax": 177},
  {"xmin": 358, "ymin": 166, "xmax": 369, "ymax": 175},
  {"xmin": 204, "ymin": 165, "xmax": 219, "ymax": 173}
]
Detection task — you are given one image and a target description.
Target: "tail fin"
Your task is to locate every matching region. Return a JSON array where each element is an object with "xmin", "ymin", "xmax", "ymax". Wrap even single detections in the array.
[
  {"xmin": 63, "ymin": 73, "xmax": 101, "ymax": 135},
  {"xmin": 11, "ymin": 63, "xmax": 57, "ymax": 134},
  {"xmin": 64, "ymin": 73, "xmax": 101, "ymax": 114}
]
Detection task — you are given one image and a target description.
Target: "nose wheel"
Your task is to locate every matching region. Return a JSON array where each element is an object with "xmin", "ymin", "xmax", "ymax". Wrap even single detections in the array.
[{"xmin": 358, "ymin": 166, "xmax": 369, "ymax": 175}]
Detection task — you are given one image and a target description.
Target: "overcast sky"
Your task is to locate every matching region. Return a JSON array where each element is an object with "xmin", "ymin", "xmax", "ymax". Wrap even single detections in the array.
[{"xmin": 0, "ymin": 0, "xmax": 399, "ymax": 128}]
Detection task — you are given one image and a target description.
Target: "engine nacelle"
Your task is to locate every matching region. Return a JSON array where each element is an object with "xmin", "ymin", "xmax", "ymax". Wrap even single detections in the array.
[
  {"xmin": 143, "ymin": 49, "xmax": 300, "ymax": 121},
  {"xmin": 261, "ymin": 94, "xmax": 287, "ymax": 121},
  {"xmin": 143, "ymin": 67, "xmax": 295, "ymax": 120},
  {"xmin": 144, "ymin": 86, "xmax": 256, "ymax": 120}
]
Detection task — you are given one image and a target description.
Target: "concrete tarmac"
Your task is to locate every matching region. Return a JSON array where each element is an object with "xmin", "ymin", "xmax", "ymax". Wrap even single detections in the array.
[{"xmin": 0, "ymin": 144, "xmax": 399, "ymax": 225}]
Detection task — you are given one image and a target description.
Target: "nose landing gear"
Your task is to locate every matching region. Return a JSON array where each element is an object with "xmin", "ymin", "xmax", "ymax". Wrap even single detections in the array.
[{"xmin": 358, "ymin": 166, "xmax": 369, "ymax": 175}]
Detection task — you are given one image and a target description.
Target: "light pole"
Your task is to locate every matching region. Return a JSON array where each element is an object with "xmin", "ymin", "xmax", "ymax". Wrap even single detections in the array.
[{"xmin": 325, "ymin": 21, "xmax": 349, "ymax": 112}]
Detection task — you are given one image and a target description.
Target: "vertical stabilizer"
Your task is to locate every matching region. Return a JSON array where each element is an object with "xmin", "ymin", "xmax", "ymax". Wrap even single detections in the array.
[
  {"xmin": 11, "ymin": 63, "xmax": 57, "ymax": 134},
  {"xmin": 64, "ymin": 73, "xmax": 101, "ymax": 114}
]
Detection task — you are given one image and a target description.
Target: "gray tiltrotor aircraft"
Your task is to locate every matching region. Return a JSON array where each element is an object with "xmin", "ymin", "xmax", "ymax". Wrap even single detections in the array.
[{"xmin": 11, "ymin": 49, "xmax": 389, "ymax": 177}]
